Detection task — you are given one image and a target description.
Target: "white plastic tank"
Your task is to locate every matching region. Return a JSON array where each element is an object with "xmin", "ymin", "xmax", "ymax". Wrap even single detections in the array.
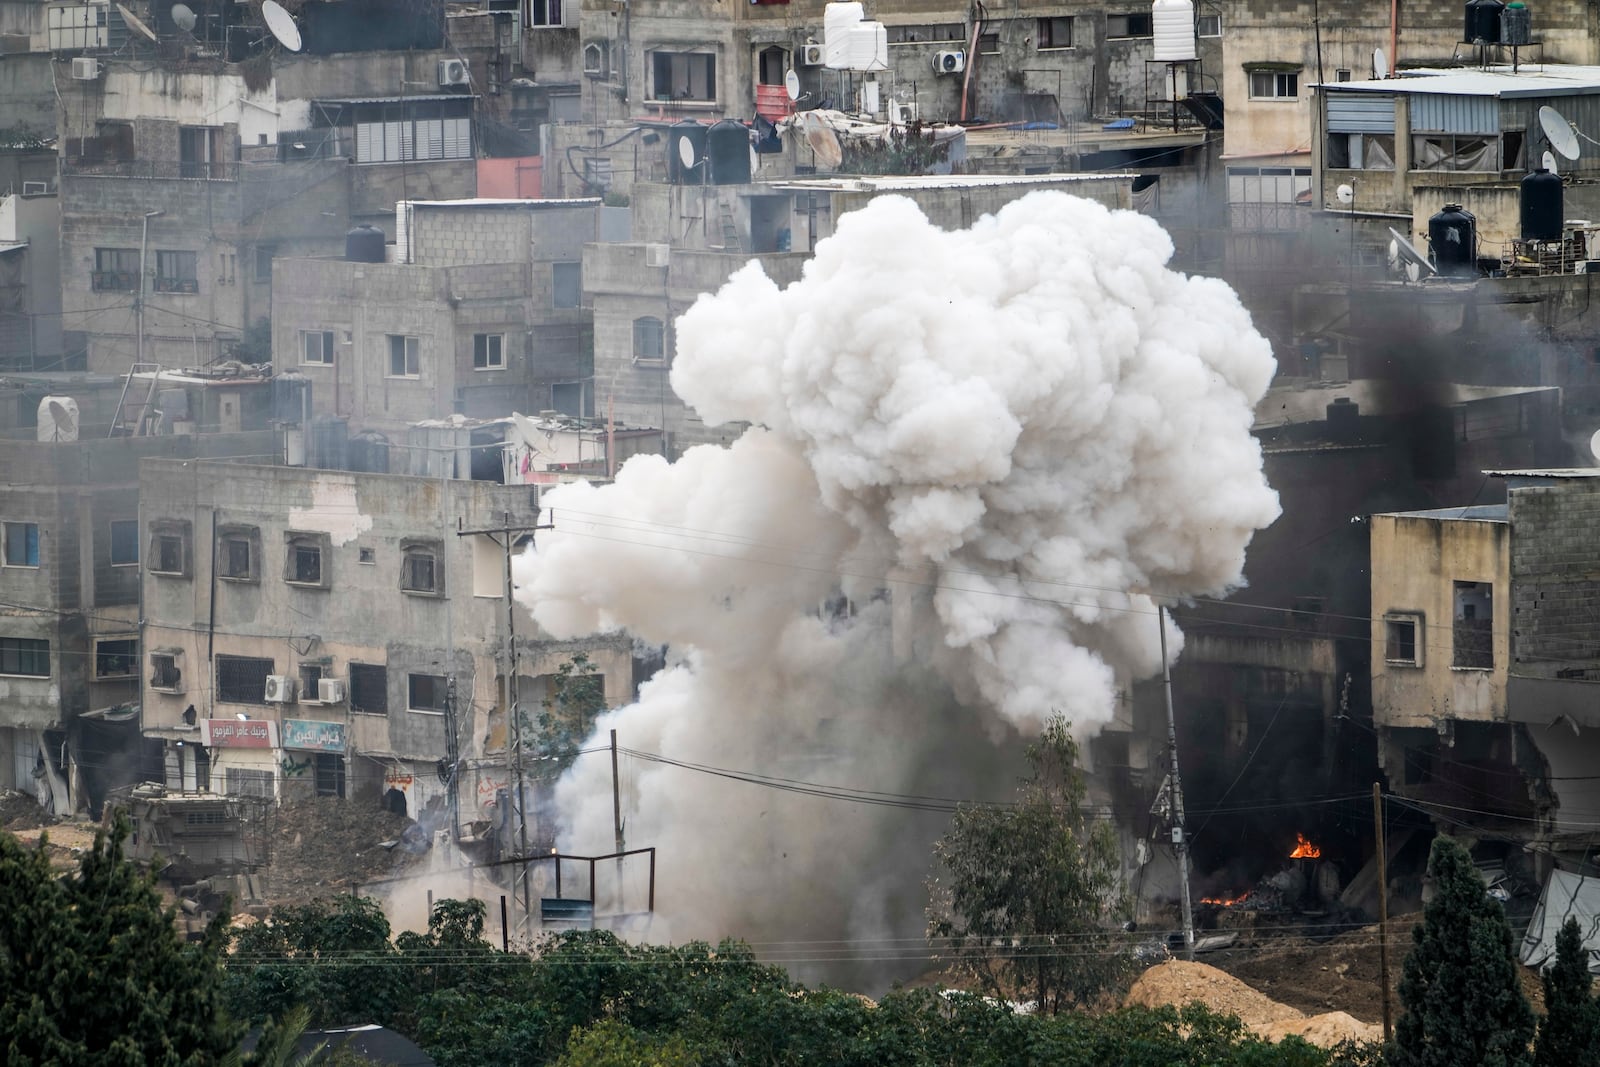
[
  {"xmin": 846, "ymin": 21, "xmax": 888, "ymax": 71},
  {"xmin": 36, "ymin": 395, "xmax": 79, "ymax": 442},
  {"xmin": 824, "ymin": 1, "xmax": 864, "ymax": 69},
  {"xmin": 1152, "ymin": 0, "xmax": 1197, "ymax": 62}
]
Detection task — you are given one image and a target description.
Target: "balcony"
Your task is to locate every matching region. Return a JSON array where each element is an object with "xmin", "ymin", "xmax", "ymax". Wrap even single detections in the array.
[
  {"xmin": 91, "ymin": 270, "xmax": 138, "ymax": 292},
  {"xmin": 153, "ymin": 277, "xmax": 200, "ymax": 295},
  {"xmin": 62, "ymin": 159, "xmax": 238, "ymax": 181}
]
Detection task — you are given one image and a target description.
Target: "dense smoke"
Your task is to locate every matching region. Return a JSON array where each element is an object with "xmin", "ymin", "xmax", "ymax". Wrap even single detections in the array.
[{"xmin": 512, "ymin": 191, "xmax": 1279, "ymax": 973}]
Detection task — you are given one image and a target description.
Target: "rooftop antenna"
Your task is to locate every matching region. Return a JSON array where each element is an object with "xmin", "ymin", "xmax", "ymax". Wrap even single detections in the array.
[
  {"xmin": 1539, "ymin": 105, "xmax": 1582, "ymax": 162},
  {"xmin": 261, "ymin": 0, "xmax": 303, "ymax": 52},
  {"xmin": 1373, "ymin": 46, "xmax": 1389, "ymax": 80},
  {"xmin": 1544, "ymin": 150, "xmax": 1560, "ymax": 175},
  {"xmin": 170, "ymin": 3, "xmax": 197, "ymax": 33},
  {"xmin": 805, "ymin": 113, "xmax": 843, "ymax": 169},
  {"xmin": 117, "ymin": 3, "xmax": 157, "ymax": 43},
  {"xmin": 1387, "ymin": 226, "xmax": 1438, "ymax": 283}
]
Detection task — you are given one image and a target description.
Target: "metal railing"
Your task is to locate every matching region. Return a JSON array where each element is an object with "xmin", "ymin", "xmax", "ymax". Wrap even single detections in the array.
[{"xmin": 62, "ymin": 159, "xmax": 239, "ymax": 181}]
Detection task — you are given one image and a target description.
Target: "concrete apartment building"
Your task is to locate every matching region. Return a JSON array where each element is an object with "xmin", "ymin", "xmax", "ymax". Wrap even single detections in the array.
[
  {"xmin": 271, "ymin": 196, "xmax": 613, "ymax": 434},
  {"xmin": 0, "ymin": 190, "xmax": 62, "ymax": 369},
  {"xmin": 137, "ymin": 459, "xmax": 631, "ymax": 820}
]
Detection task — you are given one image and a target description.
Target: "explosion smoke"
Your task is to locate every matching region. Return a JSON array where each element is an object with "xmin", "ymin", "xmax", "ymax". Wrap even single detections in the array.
[{"xmin": 513, "ymin": 192, "xmax": 1279, "ymax": 973}]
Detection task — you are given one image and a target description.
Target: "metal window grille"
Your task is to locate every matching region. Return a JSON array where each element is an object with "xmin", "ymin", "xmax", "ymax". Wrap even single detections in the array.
[
  {"xmin": 216, "ymin": 655, "xmax": 274, "ymax": 704},
  {"xmin": 349, "ymin": 663, "xmax": 388, "ymax": 714}
]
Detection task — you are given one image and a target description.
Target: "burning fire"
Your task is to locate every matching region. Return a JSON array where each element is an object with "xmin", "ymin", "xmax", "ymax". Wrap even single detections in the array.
[
  {"xmin": 1289, "ymin": 833, "xmax": 1322, "ymax": 859},
  {"xmin": 1200, "ymin": 891, "xmax": 1249, "ymax": 907}
]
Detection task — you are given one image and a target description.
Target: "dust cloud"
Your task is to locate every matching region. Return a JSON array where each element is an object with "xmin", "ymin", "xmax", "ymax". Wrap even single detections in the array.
[{"xmin": 512, "ymin": 192, "xmax": 1279, "ymax": 978}]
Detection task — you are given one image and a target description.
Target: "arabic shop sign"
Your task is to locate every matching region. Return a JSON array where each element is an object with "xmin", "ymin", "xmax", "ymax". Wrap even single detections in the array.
[
  {"xmin": 281, "ymin": 719, "xmax": 347, "ymax": 753},
  {"xmin": 200, "ymin": 719, "xmax": 279, "ymax": 748}
]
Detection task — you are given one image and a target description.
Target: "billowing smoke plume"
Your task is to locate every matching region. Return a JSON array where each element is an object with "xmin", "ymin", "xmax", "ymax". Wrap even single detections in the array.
[{"xmin": 513, "ymin": 191, "xmax": 1279, "ymax": 973}]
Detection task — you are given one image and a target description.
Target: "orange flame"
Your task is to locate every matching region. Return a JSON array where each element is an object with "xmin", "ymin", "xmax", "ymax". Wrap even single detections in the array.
[
  {"xmin": 1289, "ymin": 833, "xmax": 1322, "ymax": 859},
  {"xmin": 1200, "ymin": 892, "xmax": 1248, "ymax": 907}
]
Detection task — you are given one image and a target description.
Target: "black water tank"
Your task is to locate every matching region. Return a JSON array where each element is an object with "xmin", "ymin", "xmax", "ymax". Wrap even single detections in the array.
[
  {"xmin": 1501, "ymin": 0, "xmax": 1531, "ymax": 44},
  {"xmin": 666, "ymin": 120, "xmax": 708, "ymax": 183},
  {"xmin": 345, "ymin": 224, "xmax": 385, "ymax": 263},
  {"xmin": 1429, "ymin": 203, "xmax": 1478, "ymax": 277},
  {"xmin": 1520, "ymin": 168, "xmax": 1563, "ymax": 240},
  {"xmin": 1326, "ymin": 398, "xmax": 1360, "ymax": 444},
  {"xmin": 707, "ymin": 120, "xmax": 752, "ymax": 185},
  {"xmin": 1465, "ymin": 0, "xmax": 1505, "ymax": 43}
]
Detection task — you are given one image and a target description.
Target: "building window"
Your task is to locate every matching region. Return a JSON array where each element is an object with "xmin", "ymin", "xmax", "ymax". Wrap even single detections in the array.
[
  {"xmin": 298, "ymin": 662, "xmax": 324, "ymax": 701},
  {"xmin": 1453, "ymin": 581, "xmax": 1494, "ymax": 669},
  {"xmin": 1384, "ymin": 612, "xmax": 1424, "ymax": 667},
  {"xmin": 150, "ymin": 652, "xmax": 183, "ymax": 691},
  {"xmin": 1197, "ymin": 14, "xmax": 1221, "ymax": 36},
  {"xmin": 408, "ymin": 672, "xmax": 450, "ymax": 713},
  {"xmin": 886, "ymin": 24, "xmax": 964, "ymax": 44},
  {"xmin": 1325, "ymin": 133, "xmax": 1396, "ymax": 171},
  {"xmin": 1248, "ymin": 70, "xmax": 1300, "ymax": 99},
  {"xmin": 302, "ymin": 330, "xmax": 335, "ymax": 366},
  {"xmin": 1336, "ymin": 68, "xmax": 1352, "ymax": 82},
  {"xmin": 149, "ymin": 521, "xmax": 190, "ymax": 577},
  {"xmin": 225, "ymin": 768, "xmax": 274, "ymax": 799},
  {"xmin": 216, "ymin": 654, "xmax": 274, "ymax": 705},
  {"xmin": 0, "ymin": 637, "xmax": 49, "ymax": 677},
  {"xmin": 254, "ymin": 245, "xmax": 276, "ymax": 282},
  {"xmin": 387, "ymin": 335, "xmax": 420, "ymax": 378},
  {"xmin": 95, "ymin": 638, "xmax": 138, "ymax": 679},
  {"xmin": 978, "ymin": 32, "xmax": 1000, "ymax": 54},
  {"xmin": 110, "ymin": 519, "xmax": 139, "ymax": 566},
  {"xmin": 1036, "ymin": 17, "xmax": 1073, "ymax": 49},
  {"xmin": 92, "ymin": 248, "xmax": 140, "ymax": 292},
  {"xmin": 179, "ymin": 125, "xmax": 221, "ymax": 178},
  {"xmin": 358, "ymin": 547, "xmax": 376, "ymax": 565},
  {"xmin": 528, "ymin": 0, "xmax": 561, "ymax": 26},
  {"xmin": 583, "ymin": 42, "xmax": 607, "ymax": 76},
  {"xmin": 401, "ymin": 540, "xmax": 444, "ymax": 596},
  {"xmin": 553, "ymin": 262, "xmax": 581, "ymax": 309},
  {"xmin": 217, "ymin": 526, "xmax": 259, "ymax": 582},
  {"xmin": 349, "ymin": 663, "xmax": 388, "ymax": 714},
  {"xmin": 284, "ymin": 532, "xmax": 331, "ymax": 588},
  {"xmin": 2, "ymin": 522, "xmax": 40, "ymax": 568},
  {"xmin": 633, "ymin": 316, "xmax": 665, "ymax": 364},
  {"xmin": 154, "ymin": 251, "xmax": 200, "ymax": 294},
  {"xmin": 352, "ymin": 100, "xmax": 473, "ymax": 164},
  {"xmin": 473, "ymin": 333, "xmax": 505, "ymax": 371},
  {"xmin": 650, "ymin": 51, "xmax": 717, "ymax": 103},
  {"xmin": 1107, "ymin": 13, "xmax": 1154, "ymax": 38},
  {"xmin": 1413, "ymin": 134, "xmax": 1500, "ymax": 173}
]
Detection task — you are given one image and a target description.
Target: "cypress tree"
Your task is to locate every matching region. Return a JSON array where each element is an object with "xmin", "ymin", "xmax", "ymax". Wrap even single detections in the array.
[
  {"xmin": 1534, "ymin": 915, "xmax": 1598, "ymax": 1067},
  {"xmin": 1393, "ymin": 834, "xmax": 1535, "ymax": 1067}
]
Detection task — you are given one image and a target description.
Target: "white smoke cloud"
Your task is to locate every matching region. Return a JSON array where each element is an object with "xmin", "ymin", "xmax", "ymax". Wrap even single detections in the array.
[{"xmin": 513, "ymin": 191, "xmax": 1278, "ymax": 969}]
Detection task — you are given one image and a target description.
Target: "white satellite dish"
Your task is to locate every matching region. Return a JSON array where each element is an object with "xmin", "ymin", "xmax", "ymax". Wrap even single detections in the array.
[
  {"xmin": 784, "ymin": 69, "xmax": 801, "ymax": 102},
  {"xmin": 1387, "ymin": 226, "xmax": 1438, "ymax": 278},
  {"xmin": 1336, "ymin": 183, "xmax": 1354, "ymax": 205},
  {"xmin": 117, "ymin": 3, "xmax": 157, "ymax": 42},
  {"xmin": 806, "ymin": 119, "xmax": 843, "ymax": 168},
  {"xmin": 261, "ymin": 0, "xmax": 302, "ymax": 52},
  {"xmin": 1590, "ymin": 428, "xmax": 1600, "ymax": 465},
  {"xmin": 677, "ymin": 135, "xmax": 698, "ymax": 169},
  {"xmin": 171, "ymin": 3, "xmax": 197, "ymax": 32},
  {"xmin": 1539, "ymin": 105, "xmax": 1581, "ymax": 161},
  {"xmin": 37, "ymin": 396, "xmax": 79, "ymax": 442},
  {"xmin": 1544, "ymin": 150, "xmax": 1560, "ymax": 175},
  {"xmin": 1373, "ymin": 46, "xmax": 1389, "ymax": 79}
]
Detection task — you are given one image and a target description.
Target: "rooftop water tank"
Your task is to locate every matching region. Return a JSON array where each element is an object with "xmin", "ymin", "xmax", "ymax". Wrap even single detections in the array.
[
  {"xmin": 1521, "ymin": 168, "xmax": 1563, "ymax": 241},
  {"xmin": 667, "ymin": 120, "xmax": 708, "ymax": 183},
  {"xmin": 1152, "ymin": 0, "xmax": 1197, "ymax": 62},
  {"xmin": 707, "ymin": 119, "xmax": 752, "ymax": 185},
  {"xmin": 823, "ymin": 1, "xmax": 864, "ymax": 69},
  {"xmin": 1501, "ymin": 0, "xmax": 1531, "ymax": 44},
  {"xmin": 845, "ymin": 21, "xmax": 888, "ymax": 71},
  {"xmin": 1465, "ymin": 0, "xmax": 1505, "ymax": 44},
  {"xmin": 345, "ymin": 224, "xmax": 385, "ymax": 263},
  {"xmin": 1429, "ymin": 203, "xmax": 1478, "ymax": 277}
]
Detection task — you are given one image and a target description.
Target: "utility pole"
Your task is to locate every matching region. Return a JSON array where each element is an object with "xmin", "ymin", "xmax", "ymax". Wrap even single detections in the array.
[
  {"xmin": 443, "ymin": 675, "xmax": 460, "ymax": 843},
  {"xmin": 1158, "ymin": 603, "xmax": 1196, "ymax": 961},
  {"xmin": 1374, "ymin": 781, "xmax": 1393, "ymax": 1042}
]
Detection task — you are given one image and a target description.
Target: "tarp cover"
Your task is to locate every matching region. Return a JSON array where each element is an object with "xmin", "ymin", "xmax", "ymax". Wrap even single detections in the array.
[{"xmin": 1518, "ymin": 868, "xmax": 1600, "ymax": 974}]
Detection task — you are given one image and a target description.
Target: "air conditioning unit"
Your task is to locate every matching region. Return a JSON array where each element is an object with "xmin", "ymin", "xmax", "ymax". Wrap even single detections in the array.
[
  {"xmin": 71, "ymin": 57, "xmax": 101, "ymax": 81},
  {"xmin": 263, "ymin": 675, "xmax": 296, "ymax": 703},
  {"xmin": 933, "ymin": 49, "xmax": 966, "ymax": 75},
  {"xmin": 438, "ymin": 58, "xmax": 470, "ymax": 88},
  {"xmin": 318, "ymin": 678, "xmax": 346, "ymax": 704},
  {"xmin": 645, "ymin": 243, "xmax": 669, "ymax": 268},
  {"xmin": 22, "ymin": 181, "xmax": 48, "ymax": 195},
  {"xmin": 801, "ymin": 42, "xmax": 825, "ymax": 66}
]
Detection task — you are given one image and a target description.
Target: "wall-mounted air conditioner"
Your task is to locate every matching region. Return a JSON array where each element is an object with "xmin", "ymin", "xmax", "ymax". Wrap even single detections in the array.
[
  {"xmin": 22, "ymin": 181, "xmax": 48, "ymax": 195},
  {"xmin": 801, "ymin": 42, "xmax": 824, "ymax": 66},
  {"xmin": 71, "ymin": 57, "xmax": 101, "ymax": 80},
  {"xmin": 318, "ymin": 678, "xmax": 346, "ymax": 704},
  {"xmin": 438, "ymin": 58, "xmax": 470, "ymax": 88},
  {"xmin": 645, "ymin": 243, "xmax": 669, "ymax": 268},
  {"xmin": 264, "ymin": 675, "xmax": 296, "ymax": 703},
  {"xmin": 933, "ymin": 50, "xmax": 965, "ymax": 75}
]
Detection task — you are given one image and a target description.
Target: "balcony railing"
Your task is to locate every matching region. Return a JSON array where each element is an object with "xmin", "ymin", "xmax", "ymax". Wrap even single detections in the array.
[
  {"xmin": 153, "ymin": 277, "xmax": 200, "ymax": 294},
  {"xmin": 63, "ymin": 159, "xmax": 238, "ymax": 181},
  {"xmin": 91, "ymin": 270, "xmax": 138, "ymax": 292}
]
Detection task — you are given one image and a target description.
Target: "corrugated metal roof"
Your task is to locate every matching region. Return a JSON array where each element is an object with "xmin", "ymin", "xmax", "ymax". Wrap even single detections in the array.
[{"xmin": 1318, "ymin": 65, "xmax": 1600, "ymax": 99}]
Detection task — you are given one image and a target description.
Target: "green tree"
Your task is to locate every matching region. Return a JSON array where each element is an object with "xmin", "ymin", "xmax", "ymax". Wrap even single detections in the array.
[
  {"xmin": 555, "ymin": 1019, "xmax": 699, "ymax": 1067},
  {"xmin": 527, "ymin": 652, "xmax": 610, "ymax": 774},
  {"xmin": 0, "ymin": 817, "xmax": 243, "ymax": 1065},
  {"xmin": 1394, "ymin": 834, "xmax": 1535, "ymax": 1067},
  {"xmin": 1534, "ymin": 915, "xmax": 1598, "ymax": 1067},
  {"xmin": 926, "ymin": 714, "xmax": 1131, "ymax": 1015}
]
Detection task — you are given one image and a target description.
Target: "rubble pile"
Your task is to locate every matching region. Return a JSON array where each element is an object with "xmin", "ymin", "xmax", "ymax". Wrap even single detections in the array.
[
  {"xmin": 0, "ymin": 789, "xmax": 58, "ymax": 831},
  {"xmin": 1127, "ymin": 959, "xmax": 1381, "ymax": 1047},
  {"xmin": 264, "ymin": 797, "xmax": 418, "ymax": 905}
]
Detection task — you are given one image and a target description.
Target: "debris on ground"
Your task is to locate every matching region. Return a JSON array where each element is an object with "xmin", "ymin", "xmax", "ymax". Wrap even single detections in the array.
[
  {"xmin": 0, "ymin": 788, "xmax": 59, "ymax": 831},
  {"xmin": 1126, "ymin": 959, "xmax": 1382, "ymax": 1047},
  {"xmin": 263, "ymin": 796, "xmax": 420, "ymax": 905}
]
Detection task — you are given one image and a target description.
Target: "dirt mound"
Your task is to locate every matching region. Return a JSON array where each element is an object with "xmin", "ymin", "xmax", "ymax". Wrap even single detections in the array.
[
  {"xmin": 1126, "ymin": 959, "xmax": 1380, "ymax": 1047},
  {"xmin": 263, "ymin": 797, "xmax": 417, "ymax": 905},
  {"xmin": 0, "ymin": 789, "xmax": 58, "ymax": 830}
]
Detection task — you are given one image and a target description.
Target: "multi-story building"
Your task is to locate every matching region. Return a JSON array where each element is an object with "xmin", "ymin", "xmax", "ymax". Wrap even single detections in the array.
[
  {"xmin": 136, "ymin": 458, "xmax": 632, "ymax": 820},
  {"xmin": 0, "ymin": 189, "xmax": 62, "ymax": 369}
]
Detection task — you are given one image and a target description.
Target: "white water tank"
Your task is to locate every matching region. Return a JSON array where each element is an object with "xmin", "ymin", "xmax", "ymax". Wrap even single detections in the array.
[
  {"xmin": 823, "ymin": 1, "xmax": 864, "ymax": 69},
  {"xmin": 846, "ymin": 21, "xmax": 888, "ymax": 71},
  {"xmin": 1152, "ymin": 0, "xmax": 1197, "ymax": 62}
]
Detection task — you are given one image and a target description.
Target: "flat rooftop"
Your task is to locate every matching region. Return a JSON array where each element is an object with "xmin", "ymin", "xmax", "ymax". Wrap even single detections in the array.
[
  {"xmin": 1320, "ymin": 64, "xmax": 1600, "ymax": 98},
  {"xmin": 1386, "ymin": 504, "xmax": 1509, "ymax": 521},
  {"xmin": 765, "ymin": 173, "xmax": 1131, "ymax": 193}
]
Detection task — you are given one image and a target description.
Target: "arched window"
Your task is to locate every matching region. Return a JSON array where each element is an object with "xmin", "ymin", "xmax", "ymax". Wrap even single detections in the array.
[
  {"xmin": 633, "ymin": 316, "xmax": 665, "ymax": 363},
  {"xmin": 583, "ymin": 42, "xmax": 606, "ymax": 77}
]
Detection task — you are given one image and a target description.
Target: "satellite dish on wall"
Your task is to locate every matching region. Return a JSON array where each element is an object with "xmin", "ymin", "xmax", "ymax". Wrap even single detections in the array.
[
  {"xmin": 1544, "ymin": 150, "xmax": 1560, "ymax": 174},
  {"xmin": 1387, "ymin": 226, "xmax": 1438, "ymax": 279},
  {"xmin": 1373, "ymin": 47, "xmax": 1389, "ymax": 79},
  {"xmin": 1590, "ymin": 427, "xmax": 1600, "ymax": 465},
  {"xmin": 1539, "ymin": 105, "xmax": 1581, "ymax": 161},
  {"xmin": 677, "ymin": 135, "xmax": 698, "ymax": 170},
  {"xmin": 784, "ymin": 69, "xmax": 801, "ymax": 102},
  {"xmin": 171, "ymin": 3, "xmax": 197, "ymax": 32},
  {"xmin": 806, "ymin": 120, "xmax": 843, "ymax": 168},
  {"xmin": 261, "ymin": 0, "xmax": 303, "ymax": 52},
  {"xmin": 1336, "ymin": 183, "xmax": 1354, "ymax": 205},
  {"xmin": 117, "ymin": 3, "xmax": 157, "ymax": 42}
]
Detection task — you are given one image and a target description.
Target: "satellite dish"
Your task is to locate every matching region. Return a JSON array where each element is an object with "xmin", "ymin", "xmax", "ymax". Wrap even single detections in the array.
[
  {"xmin": 1539, "ymin": 105, "xmax": 1581, "ymax": 161},
  {"xmin": 170, "ymin": 3, "xmax": 197, "ymax": 32},
  {"xmin": 1590, "ymin": 428, "xmax": 1600, "ymax": 465},
  {"xmin": 677, "ymin": 135, "xmax": 698, "ymax": 169},
  {"xmin": 1544, "ymin": 150, "xmax": 1560, "ymax": 175},
  {"xmin": 806, "ymin": 121, "xmax": 843, "ymax": 168},
  {"xmin": 784, "ymin": 69, "xmax": 801, "ymax": 102},
  {"xmin": 1387, "ymin": 226, "xmax": 1438, "ymax": 279},
  {"xmin": 117, "ymin": 3, "xmax": 157, "ymax": 42},
  {"xmin": 1336, "ymin": 183, "xmax": 1354, "ymax": 205},
  {"xmin": 1373, "ymin": 47, "xmax": 1389, "ymax": 79},
  {"xmin": 261, "ymin": 0, "xmax": 302, "ymax": 52},
  {"xmin": 37, "ymin": 396, "xmax": 79, "ymax": 442}
]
